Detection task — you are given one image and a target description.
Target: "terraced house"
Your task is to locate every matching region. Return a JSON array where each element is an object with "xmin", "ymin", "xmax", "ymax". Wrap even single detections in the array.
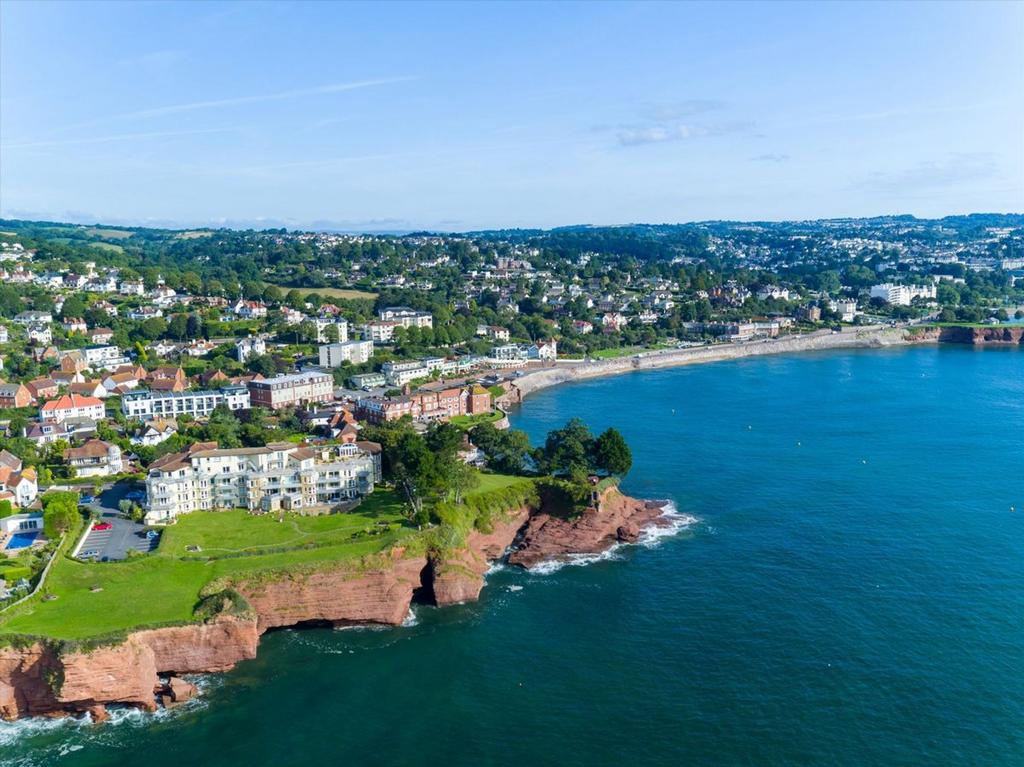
[{"xmin": 144, "ymin": 441, "xmax": 378, "ymax": 523}]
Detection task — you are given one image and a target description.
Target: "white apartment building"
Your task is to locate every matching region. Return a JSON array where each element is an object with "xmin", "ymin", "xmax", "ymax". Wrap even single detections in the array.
[
  {"xmin": 144, "ymin": 442, "xmax": 377, "ymax": 523},
  {"xmin": 313, "ymin": 317, "xmax": 349, "ymax": 343},
  {"xmin": 381, "ymin": 360, "xmax": 430, "ymax": 387},
  {"xmin": 319, "ymin": 340, "xmax": 373, "ymax": 367},
  {"xmin": 869, "ymin": 283, "xmax": 937, "ymax": 306},
  {"xmin": 122, "ymin": 385, "xmax": 251, "ymax": 419},
  {"xmin": 378, "ymin": 307, "xmax": 433, "ymax": 328},
  {"xmin": 362, "ymin": 320, "xmax": 400, "ymax": 343},
  {"xmin": 82, "ymin": 345, "xmax": 130, "ymax": 370},
  {"xmin": 830, "ymin": 298, "xmax": 859, "ymax": 322}
]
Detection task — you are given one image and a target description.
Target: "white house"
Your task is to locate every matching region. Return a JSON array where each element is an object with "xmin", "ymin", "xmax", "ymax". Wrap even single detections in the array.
[
  {"xmin": 319, "ymin": 340, "xmax": 373, "ymax": 367},
  {"xmin": 236, "ymin": 336, "xmax": 266, "ymax": 363}
]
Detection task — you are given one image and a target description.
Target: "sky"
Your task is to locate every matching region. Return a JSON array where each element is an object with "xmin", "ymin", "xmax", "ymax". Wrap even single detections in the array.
[{"xmin": 1, "ymin": 0, "xmax": 1022, "ymax": 231}]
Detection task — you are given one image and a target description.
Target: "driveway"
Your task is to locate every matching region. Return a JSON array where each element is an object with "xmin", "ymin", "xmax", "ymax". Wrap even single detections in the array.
[{"xmin": 77, "ymin": 483, "xmax": 159, "ymax": 561}]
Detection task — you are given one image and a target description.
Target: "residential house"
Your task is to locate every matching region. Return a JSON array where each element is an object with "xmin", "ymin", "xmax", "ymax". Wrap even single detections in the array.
[
  {"xmin": 0, "ymin": 451, "xmax": 37, "ymax": 508},
  {"xmin": 25, "ymin": 378, "xmax": 59, "ymax": 401},
  {"xmin": 87, "ymin": 328, "xmax": 114, "ymax": 345},
  {"xmin": 122, "ymin": 385, "xmax": 250, "ymax": 420},
  {"xmin": 377, "ymin": 307, "xmax": 432, "ymax": 328},
  {"xmin": 130, "ymin": 419, "xmax": 177, "ymax": 447},
  {"xmin": 235, "ymin": 336, "xmax": 266, "ymax": 363},
  {"xmin": 39, "ymin": 393, "xmax": 105, "ymax": 423},
  {"xmin": 0, "ymin": 382, "xmax": 32, "ymax": 409},
  {"xmin": 63, "ymin": 439, "xmax": 123, "ymax": 478},
  {"xmin": 24, "ymin": 418, "xmax": 97, "ymax": 446},
  {"xmin": 69, "ymin": 380, "xmax": 108, "ymax": 399}
]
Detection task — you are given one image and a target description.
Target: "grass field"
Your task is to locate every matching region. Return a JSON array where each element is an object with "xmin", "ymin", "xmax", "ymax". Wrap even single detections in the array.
[
  {"xmin": 264, "ymin": 283, "xmax": 378, "ymax": 301},
  {"xmin": 84, "ymin": 227, "xmax": 133, "ymax": 239},
  {"xmin": 0, "ymin": 490, "xmax": 415, "ymax": 640},
  {"xmin": 175, "ymin": 231, "xmax": 214, "ymax": 239},
  {"xmin": 468, "ymin": 473, "xmax": 533, "ymax": 495},
  {"xmin": 449, "ymin": 410, "xmax": 504, "ymax": 429}
]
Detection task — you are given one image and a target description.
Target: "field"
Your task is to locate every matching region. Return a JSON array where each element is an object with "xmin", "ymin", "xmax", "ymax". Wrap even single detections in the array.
[
  {"xmin": 175, "ymin": 231, "xmax": 214, "ymax": 239},
  {"xmin": 0, "ymin": 490, "xmax": 414, "ymax": 641},
  {"xmin": 83, "ymin": 227, "xmax": 133, "ymax": 240},
  {"xmin": 264, "ymin": 283, "xmax": 378, "ymax": 301},
  {"xmin": 449, "ymin": 410, "xmax": 505, "ymax": 429}
]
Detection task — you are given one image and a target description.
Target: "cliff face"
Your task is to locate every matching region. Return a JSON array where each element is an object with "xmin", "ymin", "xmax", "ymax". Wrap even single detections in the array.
[
  {"xmin": 238, "ymin": 552, "xmax": 428, "ymax": 632},
  {"xmin": 0, "ymin": 614, "xmax": 257, "ymax": 721},
  {"xmin": 938, "ymin": 325, "xmax": 1024, "ymax": 345},
  {"xmin": 431, "ymin": 508, "xmax": 531, "ymax": 606},
  {"xmin": 0, "ymin": 488, "xmax": 667, "ymax": 721}
]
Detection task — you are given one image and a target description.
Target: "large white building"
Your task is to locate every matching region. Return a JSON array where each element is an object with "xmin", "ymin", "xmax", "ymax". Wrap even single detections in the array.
[
  {"xmin": 144, "ymin": 441, "xmax": 378, "ymax": 523},
  {"xmin": 378, "ymin": 307, "xmax": 433, "ymax": 328},
  {"xmin": 122, "ymin": 385, "xmax": 251, "ymax": 419},
  {"xmin": 247, "ymin": 371, "xmax": 333, "ymax": 410},
  {"xmin": 318, "ymin": 340, "xmax": 373, "ymax": 367},
  {"xmin": 869, "ymin": 283, "xmax": 937, "ymax": 306}
]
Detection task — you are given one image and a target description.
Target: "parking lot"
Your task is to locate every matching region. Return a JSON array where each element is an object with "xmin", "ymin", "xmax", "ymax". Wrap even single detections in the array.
[{"xmin": 77, "ymin": 484, "xmax": 160, "ymax": 562}]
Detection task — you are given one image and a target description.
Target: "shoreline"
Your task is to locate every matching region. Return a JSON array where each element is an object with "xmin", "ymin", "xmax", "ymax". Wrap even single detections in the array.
[
  {"xmin": 499, "ymin": 323, "xmax": 1023, "ymax": 407},
  {"xmin": 501, "ymin": 326, "xmax": 921, "ymax": 406}
]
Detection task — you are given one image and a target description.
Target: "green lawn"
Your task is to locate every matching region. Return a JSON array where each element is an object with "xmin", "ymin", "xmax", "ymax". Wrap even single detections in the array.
[
  {"xmin": 449, "ymin": 410, "xmax": 504, "ymax": 429},
  {"xmin": 263, "ymin": 283, "xmax": 378, "ymax": 301},
  {"xmin": 589, "ymin": 344, "xmax": 672, "ymax": 359},
  {"xmin": 0, "ymin": 490, "xmax": 416, "ymax": 641},
  {"xmin": 468, "ymin": 473, "xmax": 535, "ymax": 496}
]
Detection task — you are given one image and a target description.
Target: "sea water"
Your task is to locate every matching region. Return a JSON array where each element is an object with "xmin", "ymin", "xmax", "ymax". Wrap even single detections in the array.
[{"xmin": 3, "ymin": 345, "xmax": 1022, "ymax": 766}]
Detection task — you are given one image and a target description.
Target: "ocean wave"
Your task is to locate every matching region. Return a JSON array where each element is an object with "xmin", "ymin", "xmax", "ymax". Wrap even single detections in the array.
[
  {"xmin": 527, "ymin": 545, "xmax": 627, "ymax": 576},
  {"xmin": 638, "ymin": 501, "xmax": 699, "ymax": 548},
  {"xmin": 402, "ymin": 605, "xmax": 419, "ymax": 627}
]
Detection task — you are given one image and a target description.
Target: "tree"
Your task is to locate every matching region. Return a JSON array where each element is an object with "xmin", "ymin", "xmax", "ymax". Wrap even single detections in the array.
[
  {"xmin": 60, "ymin": 294, "xmax": 87, "ymax": 319},
  {"xmin": 42, "ymin": 492, "xmax": 80, "ymax": 538},
  {"xmin": 541, "ymin": 418, "xmax": 594, "ymax": 481},
  {"xmin": 167, "ymin": 313, "xmax": 189, "ymax": 340},
  {"xmin": 593, "ymin": 427, "xmax": 632, "ymax": 476}
]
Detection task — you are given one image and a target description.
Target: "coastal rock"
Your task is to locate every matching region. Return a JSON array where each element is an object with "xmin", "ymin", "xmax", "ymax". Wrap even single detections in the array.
[
  {"xmin": 238, "ymin": 553, "xmax": 429, "ymax": 631},
  {"xmin": 509, "ymin": 488, "xmax": 666, "ymax": 570},
  {"xmin": 159, "ymin": 676, "xmax": 197, "ymax": 708},
  {"xmin": 136, "ymin": 614, "xmax": 258, "ymax": 674},
  {"xmin": 431, "ymin": 508, "xmax": 531, "ymax": 606}
]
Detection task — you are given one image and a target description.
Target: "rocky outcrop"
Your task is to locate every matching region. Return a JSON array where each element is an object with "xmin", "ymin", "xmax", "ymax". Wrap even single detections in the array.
[
  {"xmin": 509, "ymin": 488, "xmax": 668, "ymax": 569},
  {"xmin": 238, "ymin": 551, "xmax": 428, "ymax": 631},
  {"xmin": 431, "ymin": 508, "xmax": 531, "ymax": 606}
]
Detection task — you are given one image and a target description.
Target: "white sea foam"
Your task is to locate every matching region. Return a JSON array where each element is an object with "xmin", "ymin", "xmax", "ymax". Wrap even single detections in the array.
[
  {"xmin": 638, "ymin": 501, "xmax": 698, "ymax": 548},
  {"xmin": 526, "ymin": 545, "xmax": 627, "ymax": 576},
  {"xmin": 506, "ymin": 585, "xmax": 523, "ymax": 592},
  {"xmin": 402, "ymin": 605, "xmax": 419, "ymax": 627}
]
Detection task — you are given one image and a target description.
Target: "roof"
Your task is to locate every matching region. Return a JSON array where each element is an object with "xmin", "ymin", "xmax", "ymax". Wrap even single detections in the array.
[
  {"xmin": 64, "ymin": 439, "xmax": 114, "ymax": 460},
  {"xmin": 40, "ymin": 393, "xmax": 102, "ymax": 412},
  {"xmin": 0, "ymin": 450, "xmax": 22, "ymax": 471},
  {"xmin": 355, "ymin": 440, "xmax": 382, "ymax": 454}
]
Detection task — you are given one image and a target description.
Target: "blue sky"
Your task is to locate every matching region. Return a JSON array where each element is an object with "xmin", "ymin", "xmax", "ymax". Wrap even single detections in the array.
[{"xmin": 1, "ymin": 0, "xmax": 1022, "ymax": 231}]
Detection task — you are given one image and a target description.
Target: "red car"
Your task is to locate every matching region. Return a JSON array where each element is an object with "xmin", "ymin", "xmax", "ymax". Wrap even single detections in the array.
[{"xmin": 93, "ymin": 522, "xmax": 113, "ymax": 531}]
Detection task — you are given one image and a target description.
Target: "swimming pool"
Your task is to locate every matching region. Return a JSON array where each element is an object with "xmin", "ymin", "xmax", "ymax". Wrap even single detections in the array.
[{"xmin": 5, "ymin": 532, "xmax": 39, "ymax": 550}]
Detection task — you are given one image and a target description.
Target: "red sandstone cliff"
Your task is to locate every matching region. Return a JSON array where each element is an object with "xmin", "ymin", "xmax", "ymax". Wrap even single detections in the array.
[
  {"xmin": 0, "ymin": 488, "xmax": 667, "ymax": 721},
  {"xmin": 913, "ymin": 325, "xmax": 1024, "ymax": 345}
]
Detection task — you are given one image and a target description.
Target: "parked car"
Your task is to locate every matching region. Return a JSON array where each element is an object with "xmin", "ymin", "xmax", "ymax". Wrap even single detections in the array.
[
  {"xmin": 146, "ymin": 530, "xmax": 160, "ymax": 540},
  {"xmin": 93, "ymin": 522, "xmax": 113, "ymax": 531},
  {"xmin": 80, "ymin": 494, "xmax": 94, "ymax": 504},
  {"xmin": 126, "ymin": 490, "xmax": 146, "ymax": 501}
]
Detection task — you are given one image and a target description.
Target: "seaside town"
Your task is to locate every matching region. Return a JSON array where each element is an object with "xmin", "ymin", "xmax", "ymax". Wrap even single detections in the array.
[{"xmin": 0, "ymin": 213, "xmax": 1021, "ymax": 669}]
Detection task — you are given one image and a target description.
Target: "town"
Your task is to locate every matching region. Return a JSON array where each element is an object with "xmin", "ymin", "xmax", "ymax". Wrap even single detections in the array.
[{"xmin": 0, "ymin": 214, "xmax": 1021, "ymax": 599}]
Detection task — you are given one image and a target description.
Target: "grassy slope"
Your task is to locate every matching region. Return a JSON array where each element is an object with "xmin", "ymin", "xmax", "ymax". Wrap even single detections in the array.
[
  {"xmin": 0, "ymin": 490, "xmax": 412, "ymax": 641},
  {"xmin": 262, "ymin": 283, "xmax": 378, "ymax": 300},
  {"xmin": 0, "ymin": 478, "xmax": 535, "ymax": 641}
]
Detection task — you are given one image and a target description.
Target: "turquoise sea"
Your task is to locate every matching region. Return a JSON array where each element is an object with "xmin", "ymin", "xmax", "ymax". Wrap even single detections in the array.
[{"xmin": 3, "ymin": 346, "xmax": 1022, "ymax": 766}]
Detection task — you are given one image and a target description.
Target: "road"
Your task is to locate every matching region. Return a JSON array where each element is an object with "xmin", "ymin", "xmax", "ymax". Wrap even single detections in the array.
[{"xmin": 77, "ymin": 483, "xmax": 159, "ymax": 561}]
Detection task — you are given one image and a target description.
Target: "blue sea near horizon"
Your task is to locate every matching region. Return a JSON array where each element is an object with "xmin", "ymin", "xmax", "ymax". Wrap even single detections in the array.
[{"xmin": 3, "ymin": 345, "xmax": 1022, "ymax": 766}]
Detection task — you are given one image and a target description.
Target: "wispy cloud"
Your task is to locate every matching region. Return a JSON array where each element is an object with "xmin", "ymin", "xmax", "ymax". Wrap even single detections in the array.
[
  {"xmin": 1, "ymin": 127, "xmax": 239, "ymax": 151},
  {"xmin": 750, "ymin": 153, "xmax": 790, "ymax": 162},
  {"xmin": 114, "ymin": 77, "xmax": 418, "ymax": 120},
  {"xmin": 854, "ymin": 153, "xmax": 999, "ymax": 192},
  {"xmin": 639, "ymin": 99, "xmax": 726, "ymax": 121},
  {"xmin": 616, "ymin": 121, "xmax": 752, "ymax": 147}
]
